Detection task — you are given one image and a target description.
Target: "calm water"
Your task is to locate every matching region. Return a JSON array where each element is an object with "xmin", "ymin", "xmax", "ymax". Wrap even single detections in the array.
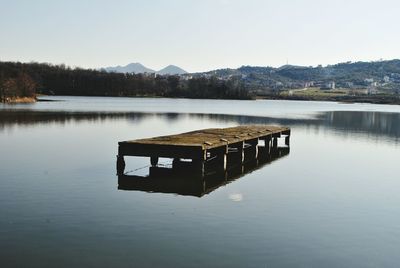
[{"xmin": 1, "ymin": 97, "xmax": 400, "ymax": 267}]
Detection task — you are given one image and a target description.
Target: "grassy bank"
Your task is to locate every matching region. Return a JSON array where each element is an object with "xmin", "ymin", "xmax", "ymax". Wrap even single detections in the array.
[
  {"xmin": 1, "ymin": 96, "xmax": 37, "ymax": 104},
  {"xmin": 257, "ymin": 88, "xmax": 400, "ymax": 105}
]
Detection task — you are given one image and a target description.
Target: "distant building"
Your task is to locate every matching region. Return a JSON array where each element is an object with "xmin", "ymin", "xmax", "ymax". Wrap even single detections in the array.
[
  {"xmin": 320, "ymin": 81, "xmax": 335, "ymax": 90},
  {"xmin": 367, "ymin": 85, "xmax": 378, "ymax": 95},
  {"xmin": 180, "ymin": 75, "xmax": 193, "ymax": 81},
  {"xmin": 383, "ymin": 76, "xmax": 390, "ymax": 83},
  {"xmin": 304, "ymin": 81, "xmax": 314, "ymax": 88}
]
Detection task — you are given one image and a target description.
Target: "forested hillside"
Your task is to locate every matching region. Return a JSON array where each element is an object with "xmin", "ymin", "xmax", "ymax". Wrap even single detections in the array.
[{"xmin": 197, "ymin": 60, "xmax": 400, "ymax": 94}]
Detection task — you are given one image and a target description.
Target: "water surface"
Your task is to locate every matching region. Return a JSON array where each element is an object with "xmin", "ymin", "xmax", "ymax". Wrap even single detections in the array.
[{"xmin": 1, "ymin": 97, "xmax": 399, "ymax": 267}]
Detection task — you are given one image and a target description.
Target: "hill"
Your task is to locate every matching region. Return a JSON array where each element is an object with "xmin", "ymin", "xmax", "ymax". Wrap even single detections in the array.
[
  {"xmin": 194, "ymin": 60, "xmax": 400, "ymax": 94},
  {"xmin": 103, "ymin": 63, "xmax": 187, "ymax": 75},
  {"xmin": 104, "ymin": 63, "xmax": 155, "ymax": 73},
  {"xmin": 157, "ymin": 65, "xmax": 187, "ymax": 75}
]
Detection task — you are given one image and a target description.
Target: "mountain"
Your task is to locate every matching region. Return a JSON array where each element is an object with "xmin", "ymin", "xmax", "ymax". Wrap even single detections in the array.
[
  {"xmin": 276, "ymin": 64, "xmax": 305, "ymax": 70},
  {"xmin": 157, "ymin": 65, "xmax": 187, "ymax": 75},
  {"xmin": 104, "ymin": 63, "xmax": 155, "ymax": 73},
  {"xmin": 103, "ymin": 63, "xmax": 187, "ymax": 75}
]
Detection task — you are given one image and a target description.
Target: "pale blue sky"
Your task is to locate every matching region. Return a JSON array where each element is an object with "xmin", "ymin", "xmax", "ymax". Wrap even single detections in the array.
[{"xmin": 0, "ymin": 0, "xmax": 399, "ymax": 72}]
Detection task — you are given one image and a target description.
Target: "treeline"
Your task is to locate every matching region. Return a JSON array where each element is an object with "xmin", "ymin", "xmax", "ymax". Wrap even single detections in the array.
[
  {"xmin": 0, "ymin": 71, "xmax": 36, "ymax": 101},
  {"xmin": 0, "ymin": 61, "xmax": 252, "ymax": 101}
]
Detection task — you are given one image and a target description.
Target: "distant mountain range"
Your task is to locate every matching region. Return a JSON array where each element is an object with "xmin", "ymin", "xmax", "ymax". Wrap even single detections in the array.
[
  {"xmin": 104, "ymin": 63, "xmax": 154, "ymax": 74},
  {"xmin": 103, "ymin": 63, "xmax": 187, "ymax": 75},
  {"xmin": 102, "ymin": 60, "xmax": 400, "ymax": 93}
]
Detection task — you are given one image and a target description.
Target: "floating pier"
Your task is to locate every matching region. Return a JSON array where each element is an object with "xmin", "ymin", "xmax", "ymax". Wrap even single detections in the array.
[{"xmin": 117, "ymin": 125, "xmax": 290, "ymax": 176}]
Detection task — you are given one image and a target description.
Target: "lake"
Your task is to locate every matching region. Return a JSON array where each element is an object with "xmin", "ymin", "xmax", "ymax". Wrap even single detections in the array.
[{"xmin": 1, "ymin": 96, "xmax": 400, "ymax": 267}]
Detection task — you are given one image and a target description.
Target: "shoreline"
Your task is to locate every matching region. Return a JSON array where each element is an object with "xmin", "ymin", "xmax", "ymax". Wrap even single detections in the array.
[
  {"xmin": 36, "ymin": 94, "xmax": 400, "ymax": 106},
  {"xmin": 1, "ymin": 96, "xmax": 37, "ymax": 104},
  {"xmin": 257, "ymin": 94, "xmax": 400, "ymax": 105}
]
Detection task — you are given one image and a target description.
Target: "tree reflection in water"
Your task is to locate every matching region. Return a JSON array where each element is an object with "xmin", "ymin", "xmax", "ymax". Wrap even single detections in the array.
[{"xmin": 1, "ymin": 110, "xmax": 399, "ymax": 143}]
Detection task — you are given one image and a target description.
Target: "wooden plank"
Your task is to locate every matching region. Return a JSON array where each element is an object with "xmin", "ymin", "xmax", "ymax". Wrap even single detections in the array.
[{"xmin": 121, "ymin": 125, "xmax": 289, "ymax": 149}]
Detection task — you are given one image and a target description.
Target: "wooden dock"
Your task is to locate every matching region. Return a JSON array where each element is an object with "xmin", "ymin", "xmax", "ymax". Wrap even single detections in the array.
[{"xmin": 117, "ymin": 125, "xmax": 290, "ymax": 175}]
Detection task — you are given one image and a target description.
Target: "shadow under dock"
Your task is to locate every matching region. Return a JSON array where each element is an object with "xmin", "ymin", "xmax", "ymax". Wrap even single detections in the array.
[{"xmin": 118, "ymin": 146, "xmax": 290, "ymax": 197}]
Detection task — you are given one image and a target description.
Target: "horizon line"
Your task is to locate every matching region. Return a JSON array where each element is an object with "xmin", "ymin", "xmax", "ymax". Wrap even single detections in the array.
[{"xmin": 1, "ymin": 57, "xmax": 399, "ymax": 73}]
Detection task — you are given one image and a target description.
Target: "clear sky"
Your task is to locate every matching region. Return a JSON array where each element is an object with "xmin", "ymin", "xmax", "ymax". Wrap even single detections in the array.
[{"xmin": 0, "ymin": 0, "xmax": 399, "ymax": 72}]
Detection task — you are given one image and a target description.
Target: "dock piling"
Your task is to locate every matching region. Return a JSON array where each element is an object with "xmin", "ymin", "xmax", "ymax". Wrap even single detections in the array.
[
  {"xmin": 245, "ymin": 138, "xmax": 259, "ymax": 161},
  {"xmin": 116, "ymin": 155, "xmax": 125, "ymax": 175},
  {"xmin": 285, "ymin": 135, "xmax": 290, "ymax": 146},
  {"xmin": 150, "ymin": 156, "xmax": 159, "ymax": 167}
]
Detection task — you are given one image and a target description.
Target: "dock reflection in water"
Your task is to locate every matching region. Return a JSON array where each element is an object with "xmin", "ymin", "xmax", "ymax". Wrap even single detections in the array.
[{"xmin": 118, "ymin": 146, "xmax": 290, "ymax": 197}]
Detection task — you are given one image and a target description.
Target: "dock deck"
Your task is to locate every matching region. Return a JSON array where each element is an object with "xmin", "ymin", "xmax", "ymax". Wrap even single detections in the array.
[{"xmin": 117, "ymin": 125, "xmax": 290, "ymax": 175}]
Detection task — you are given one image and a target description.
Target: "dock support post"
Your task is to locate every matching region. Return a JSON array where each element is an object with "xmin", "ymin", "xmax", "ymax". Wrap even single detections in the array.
[
  {"xmin": 207, "ymin": 146, "xmax": 228, "ymax": 173},
  {"xmin": 116, "ymin": 155, "xmax": 125, "ymax": 175},
  {"xmin": 192, "ymin": 149, "xmax": 207, "ymax": 177},
  {"xmin": 238, "ymin": 142, "xmax": 244, "ymax": 163},
  {"xmin": 172, "ymin": 158, "xmax": 180, "ymax": 169},
  {"xmin": 273, "ymin": 137, "xmax": 278, "ymax": 148},
  {"xmin": 244, "ymin": 139, "xmax": 259, "ymax": 162},
  {"xmin": 150, "ymin": 156, "xmax": 159, "ymax": 167},
  {"xmin": 227, "ymin": 141, "xmax": 244, "ymax": 166},
  {"xmin": 193, "ymin": 160, "xmax": 205, "ymax": 177},
  {"xmin": 215, "ymin": 146, "xmax": 228, "ymax": 172},
  {"xmin": 285, "ymin": 135, "xmax": 290, "ymax": 146},
  {"xmin": 261, "ymin": 136, "xmax": 271, "ymax": 152},
  {"xmin": 220, "ymin": 153, "xmax": 227, "ymax": 171}
]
